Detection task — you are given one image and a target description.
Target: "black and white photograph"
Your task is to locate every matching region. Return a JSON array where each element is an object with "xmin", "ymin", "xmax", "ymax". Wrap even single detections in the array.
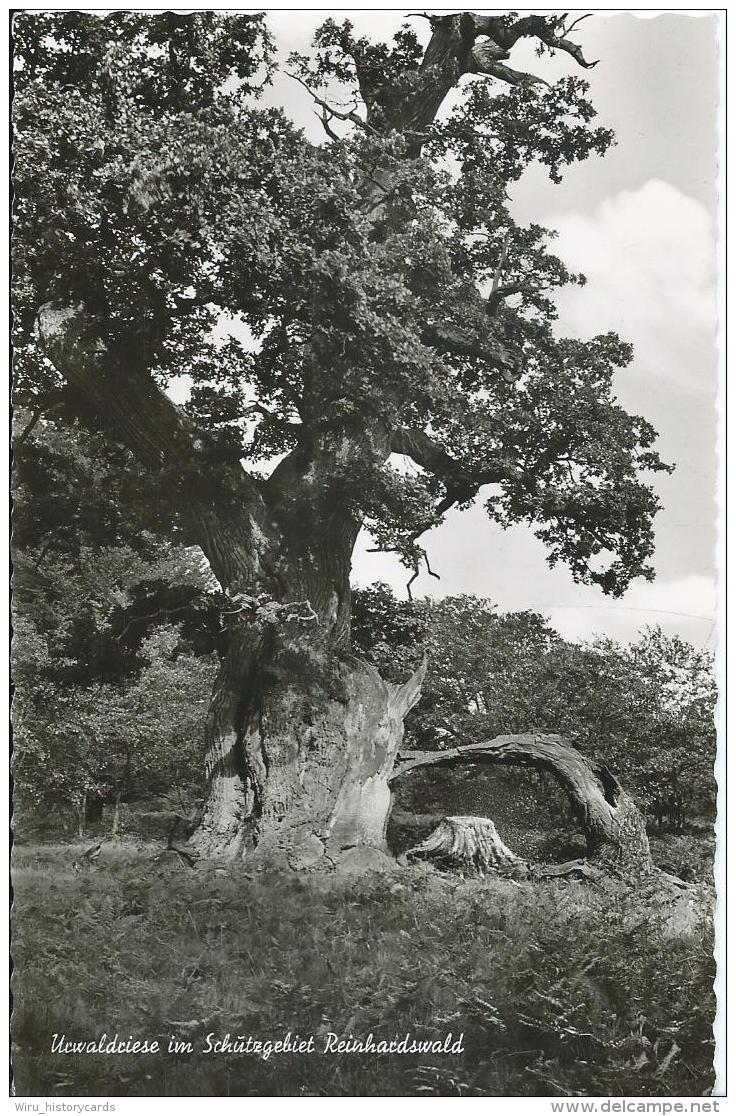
[{"xmin": 10, "ymin": 8, "xmax": 723, "ymax": 1099}]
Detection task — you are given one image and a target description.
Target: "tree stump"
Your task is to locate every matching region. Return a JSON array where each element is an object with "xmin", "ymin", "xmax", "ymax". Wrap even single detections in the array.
[{"xmin": 404, "ymin": 815, "xmax": 529, "ymax": 877}]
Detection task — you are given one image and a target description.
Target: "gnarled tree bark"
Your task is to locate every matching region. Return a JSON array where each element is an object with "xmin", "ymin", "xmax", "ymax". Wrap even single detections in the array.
[
  {"xmin": 192, "ymin": 648, "xmax": 427, "ymax": 867},
  {"xmin": 35, "ymin": 303, "xmax": 431, "ymax": 866}
]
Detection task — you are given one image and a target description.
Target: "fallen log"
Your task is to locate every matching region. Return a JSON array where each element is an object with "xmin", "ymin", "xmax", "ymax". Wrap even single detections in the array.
[{"xmin": 391, "ymin": 733, "xmax": 653, "ymax": 876}]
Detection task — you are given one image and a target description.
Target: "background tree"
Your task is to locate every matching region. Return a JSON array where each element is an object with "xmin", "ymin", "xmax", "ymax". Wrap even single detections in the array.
[
  {"xmin": 12, "ymin": 618, "xmax": 215, "ymax": 837},
  {"xmin": 13, "ymin": 11, "xmax": 671, "ymax": 866},
  {"xmin": 352, "ymin": 585, "xmax": 716, "ymax": 840},
  {"xmin": 12, "ymin": 418, "xmax": 219, "ymax": 833}
]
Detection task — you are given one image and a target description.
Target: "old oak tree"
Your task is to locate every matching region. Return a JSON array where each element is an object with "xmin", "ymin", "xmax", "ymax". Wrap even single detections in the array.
[{"xmin": 14, "ymin": 12, "xmax": 669, "ymax": 871}]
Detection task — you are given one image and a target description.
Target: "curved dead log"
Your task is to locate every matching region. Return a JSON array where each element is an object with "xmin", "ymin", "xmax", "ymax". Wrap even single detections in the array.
[
  {"xmin": 390, "ymin": 733, "xmax": 653, "ymax": 876},
  {"xmin": 404, "ymin": 815, "xmax": 528, "ymax": 877}
]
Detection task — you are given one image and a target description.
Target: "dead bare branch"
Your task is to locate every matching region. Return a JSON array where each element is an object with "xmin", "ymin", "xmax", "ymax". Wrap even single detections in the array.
[
  {"xmin": 562, "ymin": 13, "xmax": 593, "ymax": 38},
  {"xmin": 286, "ymin": 71, "xmax": 373, "ymax": 133}
]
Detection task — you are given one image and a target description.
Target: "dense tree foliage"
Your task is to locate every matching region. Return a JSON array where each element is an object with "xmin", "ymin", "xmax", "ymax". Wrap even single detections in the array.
[
  {"xmin": 353, "ymin": 584, "xmax": 716, "ymax": 815},
  {"xmin": 12, "ymin": 419, "xmax": 219, "ymax": 830},
  {"xmin": 13, "ymin": 617, "xmax": 214, "ymax": 833},
  {"xmin": 14, "ymin": 10, "xmax": 669, "ymax": 594}
]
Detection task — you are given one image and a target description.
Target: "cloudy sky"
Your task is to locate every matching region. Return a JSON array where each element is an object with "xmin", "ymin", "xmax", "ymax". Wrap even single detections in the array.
[{"xmin": 249, "ymin": 11, "xmax": 722, "ymax": 648}]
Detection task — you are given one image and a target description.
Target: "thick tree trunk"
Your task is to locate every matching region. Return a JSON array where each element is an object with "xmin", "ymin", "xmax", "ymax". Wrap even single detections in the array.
[
  {"xmin": 391, "ymin": 734, "xmax": 653, "ymax": 876},
  {"xmin": 191, "ymin": 643, "xmax": 426, "ymax": 867}
]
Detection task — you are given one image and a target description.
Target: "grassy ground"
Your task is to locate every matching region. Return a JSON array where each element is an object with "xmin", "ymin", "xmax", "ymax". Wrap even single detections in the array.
[{"xmin": 11, "ymin": 840, "xmax": 715, "ymax": 1098}]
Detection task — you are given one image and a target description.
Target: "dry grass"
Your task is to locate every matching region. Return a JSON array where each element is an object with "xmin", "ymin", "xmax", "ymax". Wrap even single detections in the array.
[{"xmin": 11, "ymin": 840, "xmax": 716, "ymax": 1097}]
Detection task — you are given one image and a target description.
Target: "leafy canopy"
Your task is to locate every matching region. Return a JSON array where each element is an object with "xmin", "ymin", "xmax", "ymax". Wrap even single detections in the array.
[{"xmin": 14, "ymin": 11, "xmax": 670, "ymax": 596}]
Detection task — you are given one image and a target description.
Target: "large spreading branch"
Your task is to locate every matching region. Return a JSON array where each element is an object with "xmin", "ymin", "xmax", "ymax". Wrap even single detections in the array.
[
  {"xmin": 36, "ymin": 305, "xmax": 199, "ymax": 472},
  {"xmin": 34, "ymin": 303, "xmax": 275, "ymax": 594},
  {"xmin": 476, "ymin": 13, "xmax": 598, "ymax": 70},
  {"xmin": 392, "ymin": 427, "xmax": 520, "ymax": 515},
  {"xmin": 421, "ymin": 322, "xmax": 521, "ymax": 383}
]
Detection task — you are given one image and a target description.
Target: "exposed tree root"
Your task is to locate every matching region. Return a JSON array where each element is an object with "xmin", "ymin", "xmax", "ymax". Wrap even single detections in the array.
[{"xmin": 533, "ymin": 858, "xmax": 605, "ymax": 883}]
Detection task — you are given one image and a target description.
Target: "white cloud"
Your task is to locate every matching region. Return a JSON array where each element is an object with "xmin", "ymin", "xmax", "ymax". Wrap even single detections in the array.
[{"xmin": 542, "ymin": 179, "xmax": 717, "ymax": 392}]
